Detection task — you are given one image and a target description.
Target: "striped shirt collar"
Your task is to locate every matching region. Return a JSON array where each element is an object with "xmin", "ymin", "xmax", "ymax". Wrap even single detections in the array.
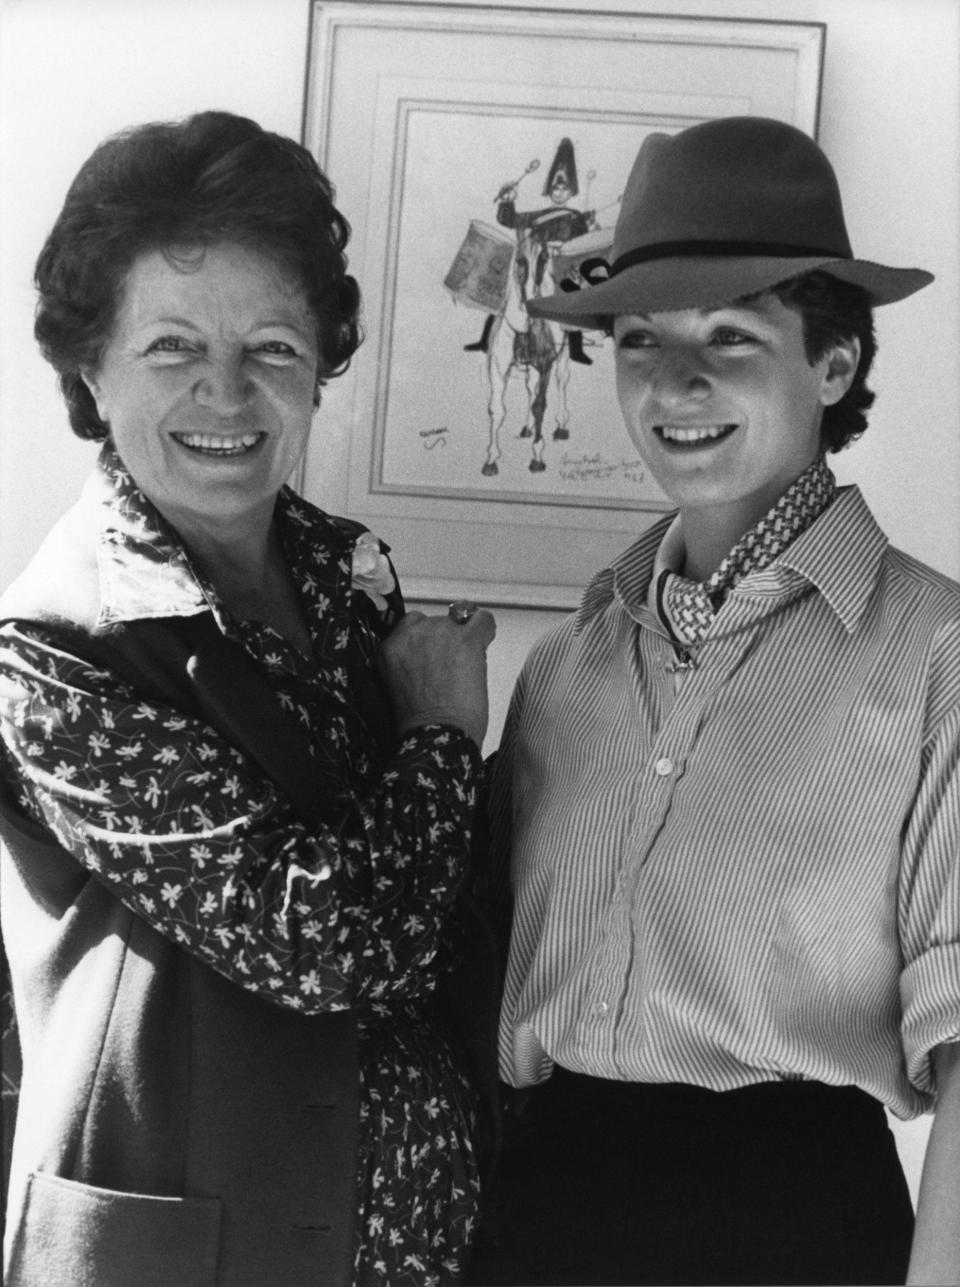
[{"xmin": 576, "ymin": 485, "xmax": 888, "ymax": 636}]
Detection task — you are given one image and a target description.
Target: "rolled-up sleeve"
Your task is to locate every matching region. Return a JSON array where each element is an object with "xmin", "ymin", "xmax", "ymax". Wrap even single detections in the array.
[{"xmin": 899, "ymin": 700, "xmax": 960, "ymax": 1095}]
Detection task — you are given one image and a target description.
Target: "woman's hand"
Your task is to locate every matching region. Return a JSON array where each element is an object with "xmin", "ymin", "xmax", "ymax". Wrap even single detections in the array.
[{"xmin": 380, "ymin": 608, "xmax": 496, "ymax": 749}]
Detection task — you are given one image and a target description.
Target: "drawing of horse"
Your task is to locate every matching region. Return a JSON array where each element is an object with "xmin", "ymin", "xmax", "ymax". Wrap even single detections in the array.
[{"xmin": 479, "ymin": 226, "xmax": 572, "ymax": 476}]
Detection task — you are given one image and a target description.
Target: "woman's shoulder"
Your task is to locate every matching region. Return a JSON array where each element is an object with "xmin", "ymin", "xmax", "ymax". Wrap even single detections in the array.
[
  {"xmin": 882, "ymin": 544, "xmax": 960, "ymax": 608},
  {"xmin": 877, "ymin": 545, "xmax": 960, "ymax": 659},
  {"xmin": 0, "ymin": 499, "xmax": 101, "ymax": 634},
  {"xmin": 276, "ymin": 488, "xmax": 372, "ymax": 553}
]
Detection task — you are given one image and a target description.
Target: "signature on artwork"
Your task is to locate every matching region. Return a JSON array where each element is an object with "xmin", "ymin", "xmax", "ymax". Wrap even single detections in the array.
[
  {"xmin": 420, "ymin": 426, "xmax": 449, "ymax": 450},
  {"xmin": 558, "ymin": 452, "xmax": 646, "ymax": 485}
]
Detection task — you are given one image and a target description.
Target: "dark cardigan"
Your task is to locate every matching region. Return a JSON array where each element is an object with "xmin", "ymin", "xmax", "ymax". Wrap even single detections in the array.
[
  {"xmin": 0, "ymin": 505, "xmax": 368, "ymax": 1286},
  {"xmin": 0, "ymin": 476, "xmax": 503, "ymax": 1287}
]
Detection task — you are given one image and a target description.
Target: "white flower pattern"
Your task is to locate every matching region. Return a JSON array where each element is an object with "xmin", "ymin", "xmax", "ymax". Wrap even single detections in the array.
[{"xmin": 0, "ymin": 455, "xmax": 481, "ymax": 1285}]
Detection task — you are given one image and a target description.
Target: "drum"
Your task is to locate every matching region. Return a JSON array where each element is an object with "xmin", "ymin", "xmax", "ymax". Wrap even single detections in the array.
[
  {"xmin": 552, "ymin": 226, "xmax": 614, "ymax": 288},
  {"xmin": 444, "ymin": 219, "xmax": 516, "ymax": 313}
]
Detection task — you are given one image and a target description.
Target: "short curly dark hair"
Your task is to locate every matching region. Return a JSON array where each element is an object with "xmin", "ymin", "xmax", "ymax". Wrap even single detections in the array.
[
  {"xmin": 34, "ymin": 110, "xmax": 363, "ymax": 440},
  {"xmin": 769, "ymin": 270, "xmax": 876, "ymax": 454}
]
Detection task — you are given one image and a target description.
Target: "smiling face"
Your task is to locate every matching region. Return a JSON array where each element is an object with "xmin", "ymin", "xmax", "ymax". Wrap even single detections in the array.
[
  {"xmin": 613, "ymin": 293, "xmax": 858, "ymax": 532},
  {"xmin": 82, "ymin": 240, "xmax": 320, "ymax": 537}
]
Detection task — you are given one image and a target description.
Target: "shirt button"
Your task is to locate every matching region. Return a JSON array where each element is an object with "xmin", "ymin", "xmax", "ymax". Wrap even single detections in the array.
[{"xmin": 654, "ymin": 757, "xmax": 674, "ymax": 777}]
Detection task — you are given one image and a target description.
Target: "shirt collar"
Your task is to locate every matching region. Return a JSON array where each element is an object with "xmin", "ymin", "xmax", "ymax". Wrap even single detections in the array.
[
  {"xmin": 577, "ymin": 485, "xmax": 887, "ymax": 636},
  {"xmin": 88, "ymin": 442, "xmax": 354, "ymax": 631},
  {"xmin": 576, "ymin": 512, "xmax": 675, "ymax": 631},
  {"xmin": 88, "ymin": 445, "xmax": 212, "ymax": 628},
  {"xmin": 648, "ymin": 514, "xmax": 685, "ymax": 594},
  {"xmin": 774, "ymin": 485, "xmax": 888, "ymax": 632}
]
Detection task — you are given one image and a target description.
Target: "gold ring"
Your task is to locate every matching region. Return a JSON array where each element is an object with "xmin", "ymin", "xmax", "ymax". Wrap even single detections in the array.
[{"xmin": 448, "ymin": 599, "xmax": 479, "ymax": 624}]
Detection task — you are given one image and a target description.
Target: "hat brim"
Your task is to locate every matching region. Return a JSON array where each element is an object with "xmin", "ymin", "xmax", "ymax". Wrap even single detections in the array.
[{"xmin": 527, "ymin": 256, "xmax": 934, "ymax": 329}]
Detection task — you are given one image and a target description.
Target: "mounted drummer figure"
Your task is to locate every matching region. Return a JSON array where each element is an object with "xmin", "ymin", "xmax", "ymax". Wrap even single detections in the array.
[
  {"xmin": 446, "ymin": 139, "xmax": 598, "ymax": 475},
  {"xmin": 468, "ymin": 140, "xmax": 595, "ymax": 365}
]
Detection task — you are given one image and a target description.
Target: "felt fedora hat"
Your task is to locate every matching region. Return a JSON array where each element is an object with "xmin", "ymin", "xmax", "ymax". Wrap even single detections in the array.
[{"xmin": 527, "ymin": 116, "xmax": 933, "ymax": 329}]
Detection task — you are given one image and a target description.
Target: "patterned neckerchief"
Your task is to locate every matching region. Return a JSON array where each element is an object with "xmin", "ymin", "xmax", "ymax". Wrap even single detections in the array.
[{"xmin": 658, "ymin": 454, "xmax": 837, "ymax": 646}]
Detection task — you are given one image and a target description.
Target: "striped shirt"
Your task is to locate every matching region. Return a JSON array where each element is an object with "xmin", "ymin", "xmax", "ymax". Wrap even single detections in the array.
[{"xmin": 490, "ymin": 486, "xmax": 960, "ymax": 1119}]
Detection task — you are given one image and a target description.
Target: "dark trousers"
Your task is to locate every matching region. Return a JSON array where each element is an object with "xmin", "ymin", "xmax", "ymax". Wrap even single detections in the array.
[{"xmin": 468, "ymin": 1068, "xmax": 914, "ymax": 1286}]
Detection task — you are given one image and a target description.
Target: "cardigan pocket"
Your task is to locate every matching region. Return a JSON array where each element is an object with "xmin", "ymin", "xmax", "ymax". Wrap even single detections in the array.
[{"xmin": 7, "ymin": 1170, "xmax": 221, "ymax": 1287}]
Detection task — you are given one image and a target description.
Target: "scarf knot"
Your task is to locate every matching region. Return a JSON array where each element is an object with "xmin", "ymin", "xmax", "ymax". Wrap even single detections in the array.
[{"xmin": 659, "ymin": 456, "xmax": 837, "ymax": 647}]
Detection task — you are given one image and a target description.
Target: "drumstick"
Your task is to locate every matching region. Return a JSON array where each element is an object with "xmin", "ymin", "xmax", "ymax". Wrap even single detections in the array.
[{"xmin": 495, "ymin": 159, "xmax": 540, "ymax": 202}]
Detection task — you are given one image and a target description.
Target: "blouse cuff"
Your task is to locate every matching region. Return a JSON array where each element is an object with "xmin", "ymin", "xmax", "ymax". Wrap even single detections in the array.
[{"xmin": 390, "ymin": 722, "xmax": 484, "ymax": 774}]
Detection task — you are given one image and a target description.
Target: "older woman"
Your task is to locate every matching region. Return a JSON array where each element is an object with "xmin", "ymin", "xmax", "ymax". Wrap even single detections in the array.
[{"xmin": 0, "ymin": 111, "xmax": 495, "ymax": 1287}]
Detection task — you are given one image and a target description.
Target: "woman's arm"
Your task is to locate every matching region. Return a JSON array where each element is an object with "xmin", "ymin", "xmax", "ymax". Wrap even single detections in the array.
[
  {"xmin": 0, "ymin": 621, "xmax": 482, "ymax": 1014},
  {"xmin": 908, "ymin": 1041, "xmax": 960, "ymax": 1285}
]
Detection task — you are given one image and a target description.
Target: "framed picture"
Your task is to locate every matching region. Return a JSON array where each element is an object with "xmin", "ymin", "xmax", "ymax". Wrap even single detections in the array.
[{"xmin": 301, "ymin": 3, "xmax": 825, "ymax": 607}]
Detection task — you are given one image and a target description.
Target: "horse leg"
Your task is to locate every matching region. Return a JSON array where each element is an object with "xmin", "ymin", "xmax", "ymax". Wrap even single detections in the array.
[
  {"xmin": 552, "ymin": 338, "xmax": 571, "ymax": 440},
  {"xmin": 528, "ymin": 362, "xmax": 551, "ymax": 472},
  {"xmin": 482, "ymin": 324, "xmax": 511, "ymax": 476},
  {"xmin": 518, "ymin": 362, "xmax": 535, "ymax": 438}
]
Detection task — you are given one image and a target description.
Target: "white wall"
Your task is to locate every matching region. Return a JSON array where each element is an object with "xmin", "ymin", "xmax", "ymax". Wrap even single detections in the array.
[
  {"xmin": 2, "ymin": 0, "xmax": 957, "ymax": 1204},
  {"xmin": 0, "ymin": 0, "xmax": 314, "ymax": 580}
]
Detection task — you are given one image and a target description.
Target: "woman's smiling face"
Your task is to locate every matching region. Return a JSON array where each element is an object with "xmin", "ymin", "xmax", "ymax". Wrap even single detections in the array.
[
  {"xmin": 613, "ymin": 292, "xmax": 856, "ymax": 528},
  {"xmin": 82, "ymin": 240, "xmax": 320, "ymax": 533}
]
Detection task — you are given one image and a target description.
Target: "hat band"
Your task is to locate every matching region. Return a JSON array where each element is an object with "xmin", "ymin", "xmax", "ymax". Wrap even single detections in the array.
[{"xmin": 610, "ymin": 239, "xmax": 849, "ymax": 276}]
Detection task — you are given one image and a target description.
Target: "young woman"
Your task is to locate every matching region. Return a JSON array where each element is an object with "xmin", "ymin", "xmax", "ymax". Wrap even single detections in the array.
[{"xmin": 473, "ymin": 116, "xmax": 960, "ymax": 1287}]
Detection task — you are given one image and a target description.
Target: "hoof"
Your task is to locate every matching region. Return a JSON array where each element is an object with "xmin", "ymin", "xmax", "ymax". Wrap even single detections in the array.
[
  {"xmin": 553, "ymin": 427, "xmax": 569, "ymax": 440},
  {"xmin": 481, "ymin": 461, "xmax": 499, "ymax": 477},
  {"xmin": 529, "ymin": 458, "xmax": 547, "ymax": 473}
]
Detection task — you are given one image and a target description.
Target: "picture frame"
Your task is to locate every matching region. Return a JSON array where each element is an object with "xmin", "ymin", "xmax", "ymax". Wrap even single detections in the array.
[{"xmin": 301, "ymin": 3, "xmax": 825, "ymax": 607}]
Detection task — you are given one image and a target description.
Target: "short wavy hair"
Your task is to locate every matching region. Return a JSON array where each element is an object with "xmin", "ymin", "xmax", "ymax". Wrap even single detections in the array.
[
  {"xmin": 34, "ymin": 110, "xmax": 363, "ymax": 440},
  {"xmin": 770, "ymin": 270, "xmax": 876, "ymax": 454}
]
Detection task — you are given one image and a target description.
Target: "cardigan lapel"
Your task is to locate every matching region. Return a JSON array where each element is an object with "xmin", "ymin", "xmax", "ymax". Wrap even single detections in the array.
[{"xmin": 95, "ymin": 614, "xmax": 332, "ymax": 834}]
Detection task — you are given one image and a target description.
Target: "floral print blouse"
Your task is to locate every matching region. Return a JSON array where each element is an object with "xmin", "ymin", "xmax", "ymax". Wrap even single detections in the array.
[{"xmin": 0, "ymin": 447, "xmax": 482, "ymax": 1285}]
